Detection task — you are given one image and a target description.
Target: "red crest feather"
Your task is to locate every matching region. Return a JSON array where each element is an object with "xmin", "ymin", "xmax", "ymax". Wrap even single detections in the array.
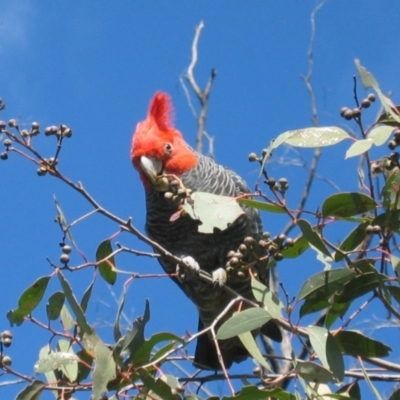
[{"xmin": 149, "ymin": 91, "xmax": 174, "ymax": 130}]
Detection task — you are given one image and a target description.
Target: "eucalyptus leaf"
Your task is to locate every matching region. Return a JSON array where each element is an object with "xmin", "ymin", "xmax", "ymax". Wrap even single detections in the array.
[
  {"xmin": 238, "ymin": 330, "xmax": 271, "ymax": 371},
  {"xmin": 367, "ymin": 124, "xmax": 394, "ymax": 146},
  {"xmin": 322, "ymin": 192, "xmax": 376, "ymax": 218},
  {"xmin": 217, "ymin": 308, "xmax": 271, "ymax": 340},
  {"xmin": 345, "ymin": 139, "xmax": 373, "ymax": 159},
  {"xmin": 283, "ymin": 126, "xmax": 350, "ymax": 148},
  {"xmin": 184, "ymin": 192, "xmax": 245, "ymax": 234},
  {"xmin": 307, "ymin": 326, "xmax": 344, "ymax": 382}
]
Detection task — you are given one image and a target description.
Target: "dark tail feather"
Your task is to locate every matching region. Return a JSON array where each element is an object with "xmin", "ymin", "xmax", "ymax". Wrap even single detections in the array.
[
  {"xmin": 261, "ymin": 319, "xmax": 282, "ymax": 342},
  {"xmin": 193, "ymin": 319, "xmax": 248, "ymax": 370}
]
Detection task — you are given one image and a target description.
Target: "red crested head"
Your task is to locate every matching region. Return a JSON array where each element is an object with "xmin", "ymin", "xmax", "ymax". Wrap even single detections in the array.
[{"xmin": 131, "ymin": 92, "xmax": 197, "ymax": 190}]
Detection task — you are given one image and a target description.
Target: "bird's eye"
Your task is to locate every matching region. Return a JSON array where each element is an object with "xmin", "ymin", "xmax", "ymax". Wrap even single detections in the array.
[{"xmin": 164, "ymin": 143, "xmax": 173, "ymax": 155}]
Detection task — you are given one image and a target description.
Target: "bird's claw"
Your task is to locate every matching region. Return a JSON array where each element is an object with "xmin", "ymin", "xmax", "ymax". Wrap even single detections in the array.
[
  {"xmin": 177, "ymin": 256, "xmax": 200, "ymax": 281},
  {"xmin": 212, "ymin": 267, "xmax": 227, "ymax": 287}
]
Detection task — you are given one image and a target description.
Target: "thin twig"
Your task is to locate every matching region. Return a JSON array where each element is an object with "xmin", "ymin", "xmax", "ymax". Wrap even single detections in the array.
[{"xmin": 184, "ymin": 20, "xmax": 217, "ymax": 156}]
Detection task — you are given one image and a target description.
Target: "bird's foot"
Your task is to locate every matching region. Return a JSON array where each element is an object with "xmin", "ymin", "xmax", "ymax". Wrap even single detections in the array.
[
  {"xmin": 212, "ymin": 267, "xmax": 227, "ymax": 287},
  {"xmin": 177, "ymin": 256, "xmax": 200, "ymax": 281}
]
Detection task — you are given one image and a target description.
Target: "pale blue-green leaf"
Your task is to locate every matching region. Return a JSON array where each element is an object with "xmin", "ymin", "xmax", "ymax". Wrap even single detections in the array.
[
  {"xmin": 284, "ymin": 127, "xmax": 350, "ymax": 148},
  {"xmin": 391, "ymin": 255, "xmax": 400, "ymax": 284},
  {"xmin": 92, "ymin": 342, "xmax": 116, "ymax": 400},
  {"xmin": 57, "ymin": 339, "xmax": 78, "ymax": 382},
  {"xmin": 251, "ymin": 278, "xmax": 283, "ymax": 318},
  {"xmin": 359, "ymin": 358, "xmax": 383, "ymax": 400},
  {"xmin": 367, "ymin": 125, "xmax": 394, "ymax": 146},
  {"xmin": 34, "ymin": 351, "xmax": 79, "ymax": 374},
  {"xmin": 306, "ymin": 326, "xmax": 344, "ymax": 382},
  {"xmin": 216, "ymin": 308, "xmax": 271, "ymax": 340},
  {"xmin": 38, "ymin": 345, "xmax": 58, "ymax": 398},
  {"xmin": 184, "ymin": 192, "xmax": 244, "ymax": 234},
  {"xmin": 60, "ymin": 304, "xmax": 74, "ymax": 331},
  {"xmin": 270, "ymin": 130, "xmax": 296, "ymax": 150},
  {"xmin": 354, "ymin": 59, "xmax": 400, "ymax": 124},
  {"xmin": 376, "ymin": 90, "xmax": 400, "ymax": 123},
  {"xmin": 297, "ymin": 219, "xmax": 332, "ymax": 259},
  {"xmin": 295, "ymin": 360, "xmax": 334, "ymax": 384},
  {"xmin": 354, "ymin": 59, "xmax": 379, "ymax": 89},
  {"xmin": 238, "ymin": 330, "xmax": 271, "ymax": 371},
  {"xmin": 345, "ymin": 139, "xmax": 373, "ymax": 159}
]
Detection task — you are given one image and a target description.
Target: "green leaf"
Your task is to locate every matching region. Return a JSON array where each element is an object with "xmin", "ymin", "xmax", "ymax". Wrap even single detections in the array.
[
  {"xmin": 297, "ymin": 219, "xmax": 332, "ymax": 258},
  {"xmin": 295, "ymin": 360, "xmax": 334, "ymax": 384},
  {"xmin": 237, "ymin": 198, "xmax": 286, "ymax": 213},
  {"xmin": 238, "ymin": 330, "xmax": 271, "ymax": 371},
  {"xmin": 216, "ymin": 308, "xmax": 271, "ymax": 340},
  {"xmin": 345, "ymin": 139, "xmax": 373, "ymax": 158},
  {"xmin": 372, "ymin": 209, "xmax": 400, "ymax": 231},
  {"xmin": 325, "ymin": 300, "xmax": 351, "ymax": 329},
  {"xmin": 389, "ymin": 389, "xmax": 400, "ymax": 400},
  {"xmin": 322, "ymin": 192, "xmax": 376, "ymax": 218},
  {"xmin": 222, "ymin": 385, "xmax": 296, "ymax": 400},
  {"xmin": 183, "ymin": 192, "xmax": 245, "ymax": 234},
  {"xmin": 306, "ymin": 326, "xmax": 344, "ymax": 382},
  {"xmin": 92, "ymin": 342, "xmax": 116, "ymax": 400},
  {"xmin": 367, "ymin": 124, "xmax": 394, "ymax": 146},
  {"xmin": 387, "ymin": 285, "xmax": 400, "ymax": 305},
  {"xmin": 339, "ymin": 272, "xmax": 386, "ymax": 303},
  {"xmin": 381, "ymin": 168, "xmax": 400, "ymax": 210},
  {"xmin": 113, "ymin": 279, "xmax": 128, "ymax": 343},
  {"xmin": 251, "ymin": 278, "xmax": 283, "ymax": 318},
  {"xmin": 122, "ymin": 299, "xmax": 150, "ymax": 360},
  {"xmin": 336, "ymin": 381, "xmax": 361, "ymax": 400},
  {"xmin": 133, "ymin": 332, "xmax": 184, "ymax": 366},
  {"xmin": 81, "ymin": 277, "xmax": 95, "ymax": 313},
  {"xmin": 298, "ymin": 268, "xmax": 355, "ymax": 301},
  {"xmin": 57, "ymin": 270, "xmax": 93, "ymax": 335},
  {"xmin": 46, "ymin": 292, "xmax": 65, "ymax": 321},
  {"xmin": 300, "ymin": 297, "xmax": 331, "ymax": 318},
  {"xmin": 335, "ymin": 330, "xmax": 391, "ymax": 358},
  {"xmin": 377, "ymin": 105, "xmax": 400, "ymax": 127},
  {"xmin": 137, "ymin": 368, "xmax": 180, "ymax": 400},
  {"xmin": 15, "ymin": 380, "xmax": 46, "ymax": 400},
  {"xmin": 54, "ymin": 195, "xmax": 74, "ymax": 243},
  {"xmin": 96, "ymin": 239, "xmax": 117, "ymax": 285},
  {"xmin": 335, "ymin": 222, "xmax": 370, "ymax": 262},
  {"xmin": 281, "ymin": 235, "xmax": 309, "ymax": 258},
  {"xmin": 8, "ymin": 275, "xmax": 50, "ymax": 325},
  {"xmin": 391, "ymin": 254, "xmax": 400, "ymax": 283}
]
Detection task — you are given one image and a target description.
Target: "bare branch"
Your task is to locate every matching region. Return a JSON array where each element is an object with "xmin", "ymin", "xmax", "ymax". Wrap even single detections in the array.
[{"xmin": 183, "ymin": 20, "xmax": 217, "ymax": 156}]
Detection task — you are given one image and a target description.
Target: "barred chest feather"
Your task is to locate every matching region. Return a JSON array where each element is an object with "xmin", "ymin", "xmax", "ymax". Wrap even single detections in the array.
[{"xmin": 144, "ymin": 152, "xmax": 263, "ymax": 275}]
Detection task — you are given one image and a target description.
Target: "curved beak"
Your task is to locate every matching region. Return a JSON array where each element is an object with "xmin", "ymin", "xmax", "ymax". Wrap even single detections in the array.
[{"xmin": 140, "ymin": 156, "xmax": 170, "ymax": 192}]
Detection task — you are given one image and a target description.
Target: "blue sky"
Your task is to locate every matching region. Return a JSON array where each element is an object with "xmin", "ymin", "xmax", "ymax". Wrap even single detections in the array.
[{"xmin": 1, "ymin": 1, "xmax": 400, "ymax": 398}]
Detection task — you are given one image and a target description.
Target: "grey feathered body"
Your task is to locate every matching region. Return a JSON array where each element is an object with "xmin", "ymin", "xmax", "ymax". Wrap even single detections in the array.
[{"xmin": 144, "ymin": 149, "xmax": 277, "ymax": 369}]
